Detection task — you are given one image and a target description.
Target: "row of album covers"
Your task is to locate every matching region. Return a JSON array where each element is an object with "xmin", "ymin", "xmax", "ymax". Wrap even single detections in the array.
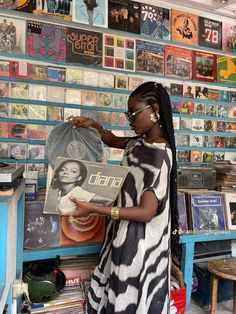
[
  {"xmin": 23, "ymin": 188, "xmax": 236, "ymax": 250},
  {"xmin": 1, "ymin": 0, "xmax": 236, "ymax": 53},
  {"xmin": 0, "ymin": 14, "xmax": 235, "ymax": 85}
]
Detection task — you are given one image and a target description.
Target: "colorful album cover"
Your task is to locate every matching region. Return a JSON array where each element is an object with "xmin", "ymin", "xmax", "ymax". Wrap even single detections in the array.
[
  {"xmin": 193, "ymin": 102, "xmax": 205, "ymax": 116},
  {"xmin": 231, "ymin": 91, "xmax": 236, "ymax": 102},
  {"xmin": 165, "ymin": 45, "xmax": 192, "ymax": 80},
  {"xmin": 8, "ymin": 122, "xmax": 27, "ymax": 139},
  {"xmin": 198, "ymin": 16, "xmax": 222, "ymax": 50},
  {"xmin": 111, "ymin": 112, "xmax": 127, "ymax": 126},
  {"xmin": 204, "ymin": 120, "xmax": 216, "ymax": 132},
  {"xmin": 24, "ymin": 202, "xmax": 60, "ymax": 250},
  {"xmin": 67, "ymin": 28, "xmax": 102, "ymax": 67},
  {"xmin": 180, "ymin": 117, "xmax": 191, "ymax": 130},
  {"xmin": 81, "ymin": 91, "xmax": 97, "ymax": 107},
  {"xmin": 0, "ymin": 81, "xmax": 9, "ymax": 97},
  {"xmin": 99, "ymin": 72, "xmax": 114, "ymax": 88},
  {"xmin": 190, "ymin": 134, "xmax": 203, "ymax": 147},
  {"xmin": 103, "ymin": 34, "xmax": 135, "ymax": 71},
  {"xmin": 73, "ymin": 0, "xmax": 107, "ymax": 27},
  {"xmin": 217, "ymin": 55, "xmax": 236, "ymax": 85},
  {"xmin": 202, "ymin": 151, "xmax": 214, "ymax": 163},
  {"xmin": 0, "ymin": 16, "xmax": 26, "ymax": 55},
  {"xmin": 171, "ymin": 10, "xmax": 198, "ymax": 45},
  {"xmin": 97, "ymin": 111, "xmax": 111, "ymax": 125},
  {"xmin": 170, "ymin": 83, "xmax": 183, "ymax": 97},
  {"xmin": 27, "ymin": 124, "xmax": 46, "ymax": 140},
  {"xmin": 214, "ymin": 136, "xmax": 225, "ymax": 148},
  {"xmin": 203, "ymin": 135, "xmax": 215, "ymax": 148},
  {"xmin": 97, "ymin": 93, "xmax": 113, "ymax": 108},
  {"xmin": 65, "ymin": 89, "xmax": 81, "ymax": 104},
  {"xmin": 128, "ymin": 76, "xmax": 144, "ymax": 90},
  {"xmin": 0, "ymin": 122, "xmax": 8, "ymax": 138},
  {"xmin": 190, "ymin": 150, "xmax": 202, "ymax": 163},
  {"xmin": 0, "ymin": 102, "xmax": 9, "ymax": 118},
  {"xmin": 178, "ymin": 101, "xmax": 194, "ymax": 115},
  {"xmin": 30, "ymin": 64, "xmax": 48, "ymax": 80},
  {"xmin": 227, "ymin": 106, "xmax": 236, "ymax": 118},
  {"xmin": 214, "ymin": 152, "xmax": 225, "ymax": 161},
  {"xmin": 219, "ymin": 90, "xmax": 230, "ymax": 102},
  {"xmin": 172, "ymin": 116, "xmax": 180, "ymax": 130},
  {"xmin": 222, "ymin": 23, "xmax": 236, "ymax": 52},
  {"xmin": 225, "ymin": 137, "xmax": 236, "ymax": 149},
  {"xmin": 47, "ymin": 67, "xmax": 66, "ymax": 82},
  {"xmin": 27, "ymin": 21, "xmax": 66, "ymax": 62},
  {"xmin": 136, "ymin": 40, "xmax": 164, "ymax": 75},
  {"xmin": 227, "ymin": 122, "xmax": 236, "ymax": 133},
  {"xmin": 195, "ymin": 86, "xmax": 208, "ymax": 99},
  {"xmin": 47, "ymin": 86, "xmax": 65, "ymax": 103},
  {"xmin": 10, "ymin": 83, "xmax": 29, "ymax": 99},
  {"xmin": 0, "ymin": 60, "xmax": 10, "ymax": 77},
  {"xmin": 191, "ymin": 118, "xmax": 204, "ymax": 131},
  {"xmin": 113, "ymin": 94, "xmax": 128, "ymax": 109},
  {"xmin": 47, "ymin": 106, "xmax": 64, "ymax": 121},
  {"xmin": 108, "ymin": 0, "xmax": 140, "ymax": 34},
  {"xmin": 183, "ymin": 83, "xmax": 195, "ymax": 99},
  {"xmin": 65, "ymin": 68, "xmax": 83, "ymax": 84},
  {"xmin": 64, "ymin": 108, "xmax": 81, "ymax": 121},
  {"xmin": 10, "ymin": 61, "xmax": 30, "ymax": 79},
  {"xmin": 10, "ymin": 103, "xmax": 28, "ymax": 119},
  {"xmin": 83, "ymin": 70, "xmax": 100, "ymax": 86},
  {"xmin": 141, "ymin": 4, "xmax": 170, "ymax": 40},
  {"xmin": 33, "ymin": 0, "xmax": 72, "ymax": 20},
  {"xmin": 192, "ymin": 51, "xmax": 217, "ymax": 82},
  {"xmin": 216, "ymin": 121, "xmax": 226, "ymax": 133},
  {"xmin": 0, "ymin": 142, "xmax": 9, "ymax": 158},
  {"xmin": 205, "ymin": 104, "xmax": 217, "ymax": 117},
  {"xmin": 208, "ymin": 88, "xmax": 219, "ymax": 101},
  {"xmin": 9, "ymin": 143, "xmax": 27, "ymax": 159},
  {"xmin": 190, "ymin": 192, "xmax": 225, "ymax": 231},
  {"xmin": 171, "ymin": 100, "xmax": 182, "ymax": 114},
  {"xmin": 177, "ymin": 150, "xmax": 190, "ymax": 162},
  {"xmin": 28, "ymin": 105, "xmax": 47, "ymax": 120},
  {"xmin": 29, "ymin": 84, "xmax": 47, "ymax": 101},
  {"xmin": 115, "ymin": 75, "xmax": 129, "ymax": 89},
  {"xmin": 28, "ymin": 144, "xmax": 45, "ymax": 159}
]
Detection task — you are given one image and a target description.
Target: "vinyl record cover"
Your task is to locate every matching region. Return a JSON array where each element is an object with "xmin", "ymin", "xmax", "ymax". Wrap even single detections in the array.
[
  {"xmin": 0, "ymin": 122, "xmax": 8, "ymax": 138},
  {"xmin": 141, "ymin": 3, "xmax": 170, "ymax": 40},
  {"xmin": 15, "ymin": 0, "xmax": 34, "ymax": 12},
  {"xmin": 218, "ymin": 105, "xmax": 228, "ymax": 118},
  {"xmin": 96, "ymin": 111, "xmax": 111, "ymax": 125},
  {"xmin": 29, "ymin": 84, "xmax": 47, "ymax": 101},
  {"xmin": 217, "ymin": 55, "xmax": 236, "ymax": 85},
  {"xmin": 111, "ymin": 112, "xmax": 127, "ymax": 126},
  {"xmin": 97, "ymin": 92, "xmax": 113, "ymax": 108},
  {"xmin": 108, "ymin": 0, "xmax": 140, "ymax": 34},
  {"xmin": 115, "ymin": 74, "xmax": 128, "ymax": 89},
  {"xmin": 219, "ymin": 90, "xmax": 230, "ymax": 102},
  {"xmin": 170, "ymin": 83, "xmax": 183, "ymax": 97},
  {"xmin": 171, "ymin": 9, "xmax": 198, "ymax": 45},
  {"xmin": 99, "ymin": 72, "xmax": 114, "ymax": 88},
  {"xmin": 65, "ymin": 67, "xmax": 83, "ymax": 84},
  {"xmin": 65, "ymin": 88, "xmax": 81, "ymax": 104},
  {"xmin": 113, "ymin": 94, "xmax": 128, "ymax": 109},
  {"xmin": 0, "ymin": 102, "xmax": 9, "ymax": 118},
  {"xmin": 0, "ymin": 142, "xmax": 9, "ymax": 158},
  {"xmin": 81, "ymin": 91, "xmax": 97, "ymax": 107},
  {"xmin": 8, "ymin": 122, "xmax": 27, "ymax": 139},
  {"xmin": 67, "ymin": 28, "xmax": 102, "ymax": 67},
  {"xmin": 27, "ymin": 124, "xmax": 46, "ymax": 140},
  {"xmin": 28, "ymin": 144, "xmax": 45, "ymax": 159},
  {"xmin": 165, "ymin": 45, "xmax": 192, "ymax": 80},
  {"xmin": 27, "ymin": 21, "xmax": 66, "ymax": 62},
  {"xmin": 183, "ymin": 83, "xmax": 195, "ymax": 99},
  {"xmin": 64, "ymin": 108, "xmax": 81, "ymax": 121},
  {"xmin": 73, "ymin": 0, "xmax": 107, "ymax": 27},
  {"xmin": 136, "ymin": 40, "xmax": 164, "ymax": 75},
  {"xmin": 128, "ymin": 76, "xmax": 144, "ymax": 90},
  {"xmin": 10, "ymin": 82, "xmax": 29, "ymax": 99},
  {"xmin": 0, "ymin": 60, "xmax": 10, "ymax": 77},
  {"xmin": 198, "ymin": 16, "xmax": 222, "ymax": 50},
  {"xmin": 202, "ymin": 151, "xmax": 214, "ymax": 163},
  {"xmin": 28, "ymin": 104, "xmax": 47, "ymax": 120},
  {"xmin": 177, "ymin": 150, "xmax": 190, "ymax": 162},
  {"xmin": 47, "ymin": 86, "xmax": 65, "ymax": 103},
  {"xmin": 33, "ymin": 0, "xmax": 72, "ymax": 20},
  {"xmin": 193, "ymin": 102, "xmax": 205, "ymax": 116},
  {"xmin": 10, "ymin": 60, "xmax": 30, "ymax": 79},
  {"xmin": 192, "ymin": 51, "xmax": 217, "ymax": 82},
  {"xmin": 9, "ymin": 143, "xmax": 27, "ymax": 159},
  {"xmin": 222, "ymin": 23, "xmax": 236, "ymax": 52},
  {"xmin": 47, "ymin": 106, "xmax": 64, "ymax": 121},
  {"xmin": 0, "ymin": 81, "xmax": 9, "ymax": 97},
  {"xmin": 83, "ymin": 70, "xmax": 99, "ymax": 86},
  {"xmin": 10, "ymin": 103, "xmax": 28, "ymax": 119},
  {"xmin": 0, "ymin": 16, "xmax": 26, "ymax": 55},
  {"xmin": 29, "ymin": 64, "xmax": 48, "ymax": 80},
  {"xmin": 190, "ymin": 150, "xmax": 202, "ymax": 163},
  {"xmin": 208, "ymin": 88, "xmax": 219, "ymax": 101},
  {"xmin": 47, "ymin": 66, "xmax": 66, "ymax": 82}
]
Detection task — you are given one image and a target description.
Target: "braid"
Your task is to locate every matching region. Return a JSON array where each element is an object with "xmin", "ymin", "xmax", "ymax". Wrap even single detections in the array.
[{"xmin": 130, "ymin": 82, "xmax": 180, "ymax": 260}]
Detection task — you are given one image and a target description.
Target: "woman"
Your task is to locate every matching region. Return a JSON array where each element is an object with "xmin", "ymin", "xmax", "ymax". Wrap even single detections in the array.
[
  {"xmin": 70, "ymin": 82, "xmax": 178, "ymax": 313},
  {"xmin": 44, "ymin": 159, "xmax": 112, "ymax": 214}
]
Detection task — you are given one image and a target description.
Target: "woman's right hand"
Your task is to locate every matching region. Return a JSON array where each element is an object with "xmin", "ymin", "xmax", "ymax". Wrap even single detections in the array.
[{"xmin": 68, "ymin": 116, "xmax": 102, "ymax": 133}]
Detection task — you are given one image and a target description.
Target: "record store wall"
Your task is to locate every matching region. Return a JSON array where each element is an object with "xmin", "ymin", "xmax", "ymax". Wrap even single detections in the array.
[{"xmin": 0, "ymin": 0, "xmax": 235, "ymax": 175}]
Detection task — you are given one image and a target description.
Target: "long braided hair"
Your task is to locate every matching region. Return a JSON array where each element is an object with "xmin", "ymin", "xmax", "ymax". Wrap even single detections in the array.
[{"xmin": 130, "ymin": 81, "xmax": 180, "ymax": 258}]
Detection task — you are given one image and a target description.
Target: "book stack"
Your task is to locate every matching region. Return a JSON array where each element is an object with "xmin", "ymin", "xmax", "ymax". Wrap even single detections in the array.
[{"xmin": 214, "ymin": 161, "xmax": 236, "ymax": 192}]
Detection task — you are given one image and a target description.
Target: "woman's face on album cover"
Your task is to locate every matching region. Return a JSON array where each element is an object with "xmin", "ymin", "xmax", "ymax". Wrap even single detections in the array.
[{"xmin": 57, "ymin": 161, "xmax": 82, "ymax": 184}]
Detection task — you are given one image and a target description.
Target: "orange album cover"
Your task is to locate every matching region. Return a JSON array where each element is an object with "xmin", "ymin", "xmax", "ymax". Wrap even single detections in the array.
[{"xmin": 171, "ymin": 9, "xmax": 198, "ymax": 45}]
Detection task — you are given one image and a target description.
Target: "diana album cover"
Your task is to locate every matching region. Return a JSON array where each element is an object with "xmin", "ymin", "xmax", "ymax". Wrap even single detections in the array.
[{"xmin": 198, "ymin": 16, "xmax": 222, "ymax": 50}]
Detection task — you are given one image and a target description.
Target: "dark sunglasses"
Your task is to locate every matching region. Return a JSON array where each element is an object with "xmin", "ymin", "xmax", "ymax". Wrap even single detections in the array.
[{"xmin": 124, "ymin": 105, "xmax": 151, "ymax": 121}]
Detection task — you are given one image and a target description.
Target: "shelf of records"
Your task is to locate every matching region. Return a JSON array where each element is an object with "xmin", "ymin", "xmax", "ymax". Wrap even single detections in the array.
[
  {"xmin": 177, "ymin": 190, "xmax": 236, "ymax": 236},
  {"xmin": 0, "ymin": 12, "xmax": 235, "ymax": 86},
  {"xmin": 1, "ymin": 0, "xmax": 236, "ymax": 57}
]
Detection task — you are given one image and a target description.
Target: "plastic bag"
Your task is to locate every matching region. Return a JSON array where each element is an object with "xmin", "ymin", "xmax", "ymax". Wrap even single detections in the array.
[{"xmin": 170, "ymin": 288, "xmax": 186, "ymax": 314}]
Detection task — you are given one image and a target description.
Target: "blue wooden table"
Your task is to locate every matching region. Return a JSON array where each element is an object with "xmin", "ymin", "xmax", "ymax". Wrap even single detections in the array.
[{"xmin": 180, "ymin": 231, "xmax": 236, "ymax": 311}]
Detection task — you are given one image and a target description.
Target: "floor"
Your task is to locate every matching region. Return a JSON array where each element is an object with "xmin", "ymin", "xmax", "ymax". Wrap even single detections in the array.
[{"xmin": 189, "ymin": 299, "xmax": 233, "ymax": 313}]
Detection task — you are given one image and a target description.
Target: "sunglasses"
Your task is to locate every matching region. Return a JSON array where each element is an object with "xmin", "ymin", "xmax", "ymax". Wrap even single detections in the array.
[{"xmin": 124, "ymin": 105, "xmax": 151, "ymax": 121}]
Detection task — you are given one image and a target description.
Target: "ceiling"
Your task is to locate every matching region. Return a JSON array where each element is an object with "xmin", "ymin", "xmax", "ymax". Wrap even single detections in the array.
[{"xmin": 163, "ymin": 0, "xmax": 236, "ymax": 19}]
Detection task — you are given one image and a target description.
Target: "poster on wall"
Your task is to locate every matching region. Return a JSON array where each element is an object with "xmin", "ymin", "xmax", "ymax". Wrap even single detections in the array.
[
  {"xmin": 26, "ymin": 21, "xmax": 66, "ymax": 62},
  {"xmin": 108, "ymin": 0, "xmax": 140, "ymax": 34},
  {"xmin": 136, "ymin": 40, "xmax": 164, "ymax": 75},
  {"xmin": 67, "ymin": 28, "xmax": 103, "ymax": 66},
  {"xmin": 103, "ymin": 33, "xmax": 135, "ymax": 71},
  {"xmin": 171, "ymin": 9, "xmax": 198, "ymax": 45},
  {"xmin": 222, "ymin": 22, "xmax": 236, "ymax": 52},
  {"xmin": 192, "ymin": 51, "xmax": 217, "ymax": 83},
  {"xmin": 140, "ymin": 3, "xmax": 170, "ymax": 40},
  {"xmin": 0, "ymin": 16, "xmax": 26, "ymax": 55},
  {"xmin": 198, "ymin": 16, "xmax": 222, "ymax": 50},
  {"xmin": 72, "ymin": 0, "xmax": 107, "ymax": 27},
  {"xmin": 217, "ymin": 55, "xmax": 236, "ymax": 85}
]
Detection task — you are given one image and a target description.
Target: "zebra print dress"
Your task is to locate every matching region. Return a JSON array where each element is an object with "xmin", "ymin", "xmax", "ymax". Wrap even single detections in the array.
[{"xmin": 87, "ymin": 137, "xmax": 172, "ymax": 314}]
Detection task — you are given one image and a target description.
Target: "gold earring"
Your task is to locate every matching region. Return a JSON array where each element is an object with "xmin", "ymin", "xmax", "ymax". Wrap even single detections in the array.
[{"xmin": 150, "ymin": 112, "xmax": 157, "ymax": 123}]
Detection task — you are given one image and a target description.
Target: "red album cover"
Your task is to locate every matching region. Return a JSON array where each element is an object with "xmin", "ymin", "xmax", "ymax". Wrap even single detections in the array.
[
  {"xmin": 8, "ymin": 122, "xmax": 27, "ymax": 139},
  {"xmin": 192, "ymin": 51, "xmax": 217, "ymax": 82},
  {"xmin": 0, "ymin": 60, "xmax": 10, "ymax": 77},
  {"xmin": 10, "ymin": 61, "xmax": 30, "ymax": 79},
  {"xmin": 165, "ymin": 45, "xmax": 192, "ymax": 79}
]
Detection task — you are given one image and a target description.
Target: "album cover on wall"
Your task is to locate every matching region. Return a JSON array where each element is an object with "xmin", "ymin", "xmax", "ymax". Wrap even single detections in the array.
[
  {"xmin": 28, "ymin": 105, "xmax": 47, "ymax": 120},
  {"xmin": 33, "ymin": 0, "xmax": 72, "ymax": 20},
  {"xmin": 81, "ymin": 91, "xmax": 97, "ymax": 107},
  {"xmin": 222, "ymin": 23, "xmax": 236, "ymax": 52},
  {"xmin": 208, "ymin": 88, "xmax": 219, "ymax": 101},
  {"xmin": 28, "ymin": 144, "xmax": 45, "ymax": 159},
  {"xmin": 0, "ymin": 142, "xmax": 9, "ymax": 158},
  {"xmin": 47, "ymin": 106, "xmax": 64, "ymax": 121},
  {"xmin": 29, "ymin": 64, "xmax": 48, "ymax": 80},
  {"xmin": 198, "ymin": 16, "xmax": 222, "ymax": 50},
  {"xmin": 0, "ymin": 102, "xmax": 9, "ymax": 118},
  {"xmin": 27, "ymin": 124, "xmax": 46, "ymax": 140},
  {"xmin": 113, "ymin": 94, "xmax": 128, "ymax": 109},
  {"xmin": 73, "ymin": 0, "xmax": 107, "ymax": 27},
  {"xmin": 0, "ymin": 16, "xmax": 26, "ymax": 55},
  {"xmin": 224, "ymin": 193, "xmax": 236, "ymax": 230},
  {"xmin": 108, "ymin": 0, "xmax": 140, "ymax": 34},
  {"xmin": 165, "ymin": 45, "xmax": 192, "ymax": 80},
  {"xmin": 0, "ymin": 122, "xmax": 9, "ymax": 138},
  {"xmin": 217, "ymin": 55, "xmax": 236, "ymax": 85},
  {"xmin": 47, "ymin": 67, "xmax": 66, "ymax": 82},
  {"xmin": 136, "ymin": 40, "xmax": 164, "ymax": 75},
  {"xmin": 10, "ymin": 61, "xmax": 30, "ymax": 79},
  {"xmin": 171, "ymin": 10, "xmax": 198, "ymax": 45},
  {"xmin": 65, "ymin": 88, "xmax": 81, "ymax": 105},
  {"xmin": 27, "ymin": 21, "xmax": 66, "ymax": 62},
  {"xmin": 10, "ymin": 83, "xmax": 29, "ymax": 99},
  {"xmin": 99, "ymin": 72, "xmax": 115, "ymax": 88},
  {"xmin": 183, "ymin": 83, "xmax": 195, "ymax": 99},
  {"xmin": 65, "ymin": 68, "xmax": 83, "ymax": 84},
  {"xmin": 9, "ymin": 143, "xmax": 27, "ymax": 159},
  {"xmin": 8, "ymin": 122, "xmax": 27, "ymax": 139},
  {"xmin": 128, "ymin": 76, "xmax": 144, "ymax": 90},
  {"xmin": 97, "ymin": 93, "xmax": 113, "ymax": 108},
  {"xmin": 10, "ymin": 103, "xmax": 28, "ymax": 119},
  {"xmin": 141, "ymin": 4, "xmax": 170, "ymax": 40},
  {"xmin": 0, "ymin": 81, "xmax": 9, "ymax": 97},
  {"xmin": 115, "ymin": 75, "xmax": 129, "ymax": 89},
  {"xmin": 0, "ymin": 60, "xmax": 10, "ymax": 77},
  {"xmin": 177, "ymin": 150, "xmax": 190, "ymax": 162},
  {"xmin": 219, "ymin": 90, "xmax": 230, "ymax": 102},
  {"xmin": 190, "ymin": 150, "xmax": 202, "ymax": 163},
  {"xmin": 192, "ymin": 51, "xmax": 217, "ymax": 82},
  {"xmin": 83, "ymin": 70, "xmax": 100, "ymax": 86},
  {"xmin": 0, "ymin": 0, "xmax": 17, "ymax": 9},
  {"xmin": 64, "ymin": 108, "xmax": 81, "ymax": 121},
  {"xmin": 67, "ymin": 28, "xmax": 103, "ymax": 67},
  {"xmin": 170, "ymin": 83, "xmax": 183, "ymax": 97},
  {"xmin": 29, "ymin": 84, "xmax": 47, "ymax": 101},
  {"xmin": 193, "ymin": 102, "xmax": 205, "ymax": 116},
  {"xmin": 47, "ymin": 86, "xmax": 65, "ymax": 103}
]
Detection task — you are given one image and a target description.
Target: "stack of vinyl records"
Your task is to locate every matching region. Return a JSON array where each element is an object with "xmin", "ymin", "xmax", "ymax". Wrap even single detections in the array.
[{"xmin": 214, "ymin": 161, "xmax": 236, "ymax": 192}]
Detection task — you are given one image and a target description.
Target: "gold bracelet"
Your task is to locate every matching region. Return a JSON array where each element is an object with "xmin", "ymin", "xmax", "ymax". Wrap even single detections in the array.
[{"xmin": 111, "ymin": 206, "xmax": 120, "ymax": 220}]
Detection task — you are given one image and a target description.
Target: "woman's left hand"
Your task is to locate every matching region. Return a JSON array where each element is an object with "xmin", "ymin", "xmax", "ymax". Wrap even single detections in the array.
[{"xmin": 67, "ymin": 197, "xmax": 94, "ymax": 217}]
